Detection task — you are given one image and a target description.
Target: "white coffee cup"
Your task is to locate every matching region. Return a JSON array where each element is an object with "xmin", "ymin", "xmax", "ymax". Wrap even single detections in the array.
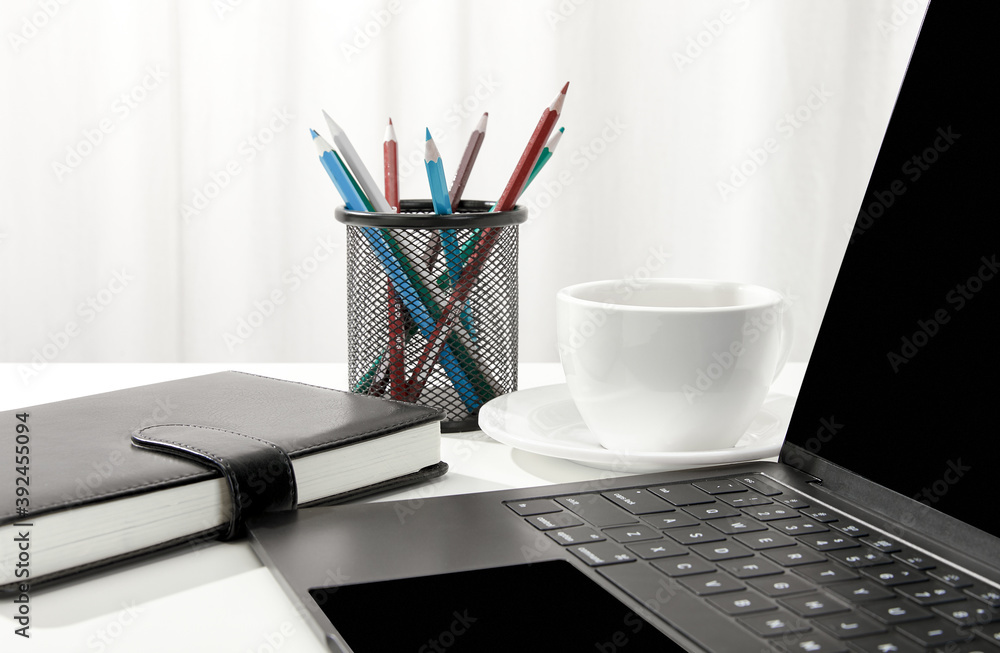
[{"xmin": 556, "ymin": 279, "xmax": 792, "ymax": 452}]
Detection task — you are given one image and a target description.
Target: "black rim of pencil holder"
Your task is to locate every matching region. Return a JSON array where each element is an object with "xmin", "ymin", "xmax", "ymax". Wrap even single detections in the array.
[{"xmin": 336, "ymin": 199, "xmax": 527, "ymax": 433}]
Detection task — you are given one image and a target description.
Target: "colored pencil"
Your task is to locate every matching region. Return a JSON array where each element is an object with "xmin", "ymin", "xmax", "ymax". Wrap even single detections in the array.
[
  {"xmin": 405, "ymin": 83, "xmax": 569, "ymax": 401},
  {"xmin": 525, "ymin": 126, "xmax": 563, "ymax": 190},
  {"xmin": 311, "ymin": 129, "xmax": 366, "ymax": 211},
  {"xmin": 384, "ymin": 118, "xmax": 399, "ymax": 212},
  {"xmin": 449, "ymin": 112, "xmax": 488, "ymax": 208},
  {"xmin": 387, "ymin": 282, "xmax": 406, "ymax": 400},
  {"xmin": 323, "ymin": 111, "xmax": 393, "ymax": 214}
]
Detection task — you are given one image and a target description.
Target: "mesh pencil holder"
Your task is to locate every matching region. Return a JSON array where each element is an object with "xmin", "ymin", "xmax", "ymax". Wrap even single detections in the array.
[{"xmin": 336, "ymin": 199, "xmax": 527, "ymax": 432}]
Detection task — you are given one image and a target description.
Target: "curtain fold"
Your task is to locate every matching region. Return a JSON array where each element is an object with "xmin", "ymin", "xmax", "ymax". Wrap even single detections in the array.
[{"xmin": 0, "ymin": 0, "xmax": 926, "ymax": 368}]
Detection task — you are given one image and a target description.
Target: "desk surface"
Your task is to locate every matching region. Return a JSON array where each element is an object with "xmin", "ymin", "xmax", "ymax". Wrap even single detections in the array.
[{"xmin": 1, "ymin": 362, "xmax": 805, "ymax": 652}]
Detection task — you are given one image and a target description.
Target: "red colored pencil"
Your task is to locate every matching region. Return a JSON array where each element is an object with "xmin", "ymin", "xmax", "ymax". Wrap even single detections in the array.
[
  {"xmin": 495, "ymin": 82, "xmax": 567, "ymax": 212},
  {"xmin": 383, "ymin": 118, "xmax": 399, "ymax": 212},
  {"xmin": 405, "ymin": 83, "xmax": 568, "ymax": 401}
]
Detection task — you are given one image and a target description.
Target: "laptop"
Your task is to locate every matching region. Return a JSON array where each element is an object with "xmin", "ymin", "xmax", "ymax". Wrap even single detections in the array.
[{"xmin": 248, "ymin": 2, "xmax": 999, "ymax": 651}]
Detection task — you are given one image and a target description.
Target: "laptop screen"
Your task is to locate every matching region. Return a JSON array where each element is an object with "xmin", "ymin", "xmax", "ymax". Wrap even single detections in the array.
[{"xmin": 781, "ymin": 1, "xmax": 997, "ymax": 539}]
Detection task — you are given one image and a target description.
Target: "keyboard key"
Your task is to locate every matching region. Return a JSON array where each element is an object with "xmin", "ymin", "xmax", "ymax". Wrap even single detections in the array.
[
  {"xmin": 568, "ymin": 542, "xmax": 636, "ymax": 567},
  {"xmin": 689, "ymin": 540, "xmax": 753, "ymax": 561},
  {"xmin": 896, "ymin": 580, "xmax": 967, "ymax": 605},
  {"xmin": 546, "ymin": 525, "xmax": 605, "ymax": 546},
  {"xmin": 825, "ymin": 580, "xmax": 896, "ymax": 603},
  {"xmin": 830, "ymin": 521, "xmax": 869, "ymax": 537},
  {"xmin": 734, "ymin": 475, "xmax": 785, "ymax": 496},
  {"xmin": 932, "ymin": 599, "xmax": 1000, "ymax": 626},
  {"xmin": 964, "ymin": 581, "xmax": 1000, "ymax": 607},
  {"xmin": 734, "ymin": 531, "xmax": 797, "ymax": 550},
  {"xmin": 793, "ymin": 563, "xmax": 859, "ymax": 585},
  {"xmin": 718, "ymin": 557, "xmax": 785, "ymax": 579},
  {"xmin": 859, "ymin": 598, "xmax": 934, "ymax": 624},
  {"xmin": 601, "ymin": 489, "xmax": 671, "ymax": 514},
  {"xmin": 827, "ymin": 548, "xmax": 893, "ymax": 568},
  {"xmin": 774, "ymin": 631, "xmax": 848, "ymax": 652},
  {"xmin": 848, "ymin": 633, "xmax": 922, "ymax": 652},
  {"xmin": 774, "ymin": 493, "xmax": 811, "ymax": 509},
  {"xmin": 780, "ymin": 592, "xmax": 851, "ymax": 617},
  {"xmin": 738, "ymin": 609, "xmax": 811, "ymax": 637},
  {"xmin": 800, "ymin": 508, "xmax": 842, "ymax": 523},
  {"xmin": 692, "ymin": 479, "xmax": 746, "ymax": 494},
  {"xmin": 860, "ymin": 535, "xmax": 902, "ymax": 553},
  {"xmin": 706, "ymin": 515, "xmax": 767, "ymax": 535},
  {"xmin": 718, "ymin": 491, "xmax": 772, "ymax": 508},
  {"xmin": 860, "ymin": 562, "xmax": 927, "ymax": 586},
  {"xmin": 682, "ymin": 502, "xmax": 739, "ymax": 520},
  {"xmin": 640, "ymin": 511, "xmax": 699, "ymax": 530},
  {"xmin": 707, "ymin": 590, "xmax": 778, "ymax": 615},
  {"xmin": 972, "ymin": 623, "xmax": 1000, "ymax": 645},
  {"xmin": 748, "ymin": 573, "xmax": 815, "ymax": 597},
  {"xmin": 525, "ymin": 512, "xmax": 583, "ymax": 531},
  {"xmin": 556, "ymin": 494, "xmax": 639, "ymax": 527},
  {"xmin": 892, "ymin": 549, "xmax": 936, "ymax": 570},
  {"xmin": 896, "ymin": 617, "xmax": 971, "ymax": 646},
  {"xmin": 624, "ymin": 539, "xmax": 686, "ymax": 560},
  {"xmin": 602, "ymin": 524, "xmax": 663, "ymax": 544},
  {"xmin": 648, "ymin": 483, "xmax": 714, "ymax": 506},
  {"xmin": 664, "ymin": 525, "xmax": 727, "ymax": 545},
  {"xmin": 773, "ymin": 517, "xmax": 829, "ymax": 536},
  {"xmin": 761, "ymin": 544, "xmax": 827, "ymax": 567},
  {"xmin": 797, "ymin": 532, "xmax": 859, "ymax": 552},
  {"xmin": 505, "ymin": 499, "xmax": 560, "ymax": 516},
  {"xmin": 925, "ymin": 565, "xmax": 974, "ymax": 588},
  {"xmin": 652, "ymin": 554, "xmax": 716, "ymax": 577},
  {"xmin": 742, "ymin": 505, "xmax": 798, "ymax": 521},
  {"xmin": 814, "ymin": 611, "xmax": 887, "ymax": 639},
  {"xmin": 676, "ymin": 571, "xmax": 745, "ymax": 596}
]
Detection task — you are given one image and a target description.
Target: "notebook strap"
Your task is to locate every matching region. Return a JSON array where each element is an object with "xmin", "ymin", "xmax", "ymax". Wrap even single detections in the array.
[{"xmin": 131, "ymin": 424, "xmax": 297, "ymax": 539}]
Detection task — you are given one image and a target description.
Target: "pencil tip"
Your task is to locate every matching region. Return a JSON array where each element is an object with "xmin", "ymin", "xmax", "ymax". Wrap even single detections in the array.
[
  {"xmin": 309, "ymin": 128, "xmax": 319, "ymax": 138},
  {"xmin": 559, "ymin": 126, "xmax": 565, "ymax": 133},
  {"xmin": 389, "ymin": 117, "xmax": 393, "ymax": 125},
  {"xmin": 425, "ymin": 127, "xmax": 432, "ymax": 141},
  {"xmin": 561, "ymin": 81, "xmax": 569, "ymax": 94},
  {"xmin": 322, "ymin": 110, "xmax": 341, "ymax": 135},
  {"xmin": 476, "ymin": 112, "xmax": 489, "ymax": 132}
]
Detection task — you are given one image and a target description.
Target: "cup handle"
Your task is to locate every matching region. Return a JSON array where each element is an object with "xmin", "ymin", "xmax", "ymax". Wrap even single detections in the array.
[{"xmin": 772, "ymin": 296, "xmax": 794, "ymax": 383}]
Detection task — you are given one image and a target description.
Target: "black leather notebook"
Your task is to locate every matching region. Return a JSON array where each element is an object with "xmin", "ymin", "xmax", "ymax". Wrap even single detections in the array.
[{"xmin": 0, "ymin": 371, "xmax": 445, "ymax": 591}]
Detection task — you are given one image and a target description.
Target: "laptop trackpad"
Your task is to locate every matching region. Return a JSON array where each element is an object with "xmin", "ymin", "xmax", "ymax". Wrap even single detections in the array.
[{"xmin": 309, "ymin": 560, "xmax": 686, "ymax": 651}]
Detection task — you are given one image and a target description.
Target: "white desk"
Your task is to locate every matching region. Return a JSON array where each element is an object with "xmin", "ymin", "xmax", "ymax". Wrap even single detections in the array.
[{"xmin": 1, "ymin": 362, "xmax": 804, "ymax": 652}]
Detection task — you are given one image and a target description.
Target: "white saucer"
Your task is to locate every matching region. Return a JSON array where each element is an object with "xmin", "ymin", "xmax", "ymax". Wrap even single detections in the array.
[{"xmin": 478, "ymin": 384, "xmax": 786, "ymax": 474}]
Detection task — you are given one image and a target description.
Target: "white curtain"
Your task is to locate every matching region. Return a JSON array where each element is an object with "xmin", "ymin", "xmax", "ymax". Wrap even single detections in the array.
[{"xmin": 0, "ymin": 0, "xmax": 925, "ymax": 371}]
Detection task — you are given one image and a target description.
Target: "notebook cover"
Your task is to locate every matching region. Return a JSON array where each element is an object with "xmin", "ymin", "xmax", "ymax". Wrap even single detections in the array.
[{"xmin": 1, "ymin": 371, "xmax": 445, "ymax": 589}]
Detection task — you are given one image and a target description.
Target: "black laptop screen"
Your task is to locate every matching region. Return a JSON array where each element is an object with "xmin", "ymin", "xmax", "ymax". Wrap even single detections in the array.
[{"xmin": 781, "ymin": 1, "xmax": 997, "ymax": 539}]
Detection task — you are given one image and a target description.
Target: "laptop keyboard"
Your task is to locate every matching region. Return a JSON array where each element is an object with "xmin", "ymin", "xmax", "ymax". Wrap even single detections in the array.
[{"xmin": 504, "ymin": 474, "xmax": 1000, "ymax": 652}]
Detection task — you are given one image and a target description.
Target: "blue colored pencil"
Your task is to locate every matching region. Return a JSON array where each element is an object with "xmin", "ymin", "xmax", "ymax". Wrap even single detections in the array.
[{"xmin": 311, "ymin": 129, "xmax": 366, "ymax": 212}]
